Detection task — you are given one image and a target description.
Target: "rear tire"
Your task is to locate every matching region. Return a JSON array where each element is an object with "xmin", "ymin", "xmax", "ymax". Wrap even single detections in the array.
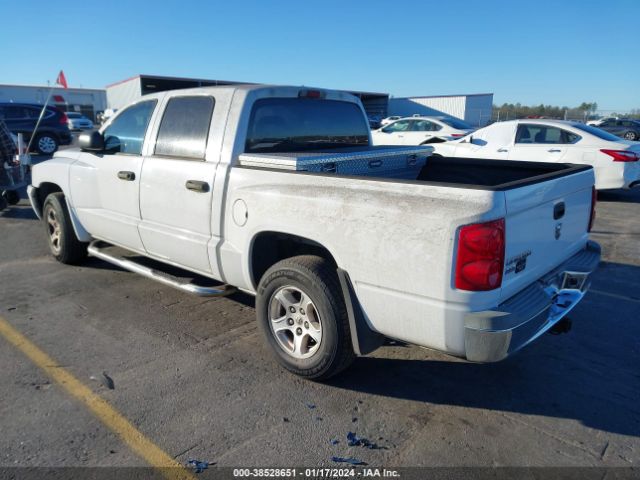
[
  {"xmin": 256, "ymin": 255, "xmax": 355, "ymax": 380},
  {"xmin": 623, "ymin": 131, "xmax": 638, "ymax": 141},
  {"xmin": 42, "ymin": 193, "xmax": 88, "ymax": 264}
]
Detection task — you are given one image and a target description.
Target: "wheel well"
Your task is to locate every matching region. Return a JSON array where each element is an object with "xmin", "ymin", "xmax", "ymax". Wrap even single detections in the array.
[
  {"xmin": 251, "ymin": 232, "xmax": 337, "ymax": 287},
  {"xmin": 36, "ymin": 183, "xmax": 63, "ymax": 210},
  {"xmin": 34, "ymin": 130, "xmax": 60, "ymax": 141}
]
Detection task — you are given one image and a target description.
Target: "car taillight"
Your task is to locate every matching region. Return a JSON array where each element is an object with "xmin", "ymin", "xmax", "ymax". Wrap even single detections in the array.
[
  {"xmin": 455, "ymin": 219, "xmax": 505, "ymax": 291},
  {"xmin": 600, "ymin": 149, "xmax": 639, "ymax": 162},
  {"xmin": 59, "ymin": 112, "xmax": 69, "ymax": 125},
  {"xmin": 450, "ymin": 133, "xmax": 465, "ymax": 138},
  {"xmin": 588, "ymin": 186, "xmax": 597, "ymax": 232}
]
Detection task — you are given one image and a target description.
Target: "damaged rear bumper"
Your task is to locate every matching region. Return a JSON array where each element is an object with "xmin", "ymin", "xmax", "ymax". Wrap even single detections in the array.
[{"xmin": 464, "ymin": 240, "xmax": 601, "ymax": 362}]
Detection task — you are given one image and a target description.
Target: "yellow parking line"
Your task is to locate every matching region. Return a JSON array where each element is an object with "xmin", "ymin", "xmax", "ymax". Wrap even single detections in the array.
[{"xmin": 0, "ymin": 316, "xmax": 196, "ymax": 480}]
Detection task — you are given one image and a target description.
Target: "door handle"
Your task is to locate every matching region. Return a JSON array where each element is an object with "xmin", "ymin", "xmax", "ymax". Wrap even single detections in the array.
[
  {"xmin": 548, "ymin": 149, "xmax": 562, "ymax": 153},
  {"xmin": 497, "ymin": 148, "xmax": 509, "ymax": 153},
  {"xmin": 117, "ymin": 171, "xmax": 135, "ymax": 181},
  {"xmin": 185, "ymin": 180, "xmax": 210, "ymax": 193}
]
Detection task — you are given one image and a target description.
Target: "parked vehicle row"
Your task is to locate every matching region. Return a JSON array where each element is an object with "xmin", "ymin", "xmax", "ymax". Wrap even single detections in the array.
[
  {"xmin": 0, "ymin": 103, "xmax": 72, "ymax": 154},
  {"xmin": 429, "ymin": 119, "xmax": 640, "ymax": 190},
  {"xmin": 28, "ymin": 85, "xmax": 600, "ymax": 380},
  {"xmin": 371, "ymin": 116, "xmax": 475, "ymax": 145}
]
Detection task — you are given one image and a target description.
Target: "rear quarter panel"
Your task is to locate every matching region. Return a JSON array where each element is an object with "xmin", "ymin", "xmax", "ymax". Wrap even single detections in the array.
[{"xmin": 220, "ymin": 167, "xmax": 506, "ymax": 355}]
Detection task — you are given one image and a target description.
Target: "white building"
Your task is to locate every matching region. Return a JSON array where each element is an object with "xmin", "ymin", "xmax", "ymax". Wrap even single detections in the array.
[
  {"xmin": 106, "ymin": 74, "xmax": 391, "ymax": 118},
  {"xmin": 388, "ymin": 93, "xmax": 494, "ymax": 127},
  {"xmin": 0, "ymin": 84, "xmax": 107, "ymax": 122}
]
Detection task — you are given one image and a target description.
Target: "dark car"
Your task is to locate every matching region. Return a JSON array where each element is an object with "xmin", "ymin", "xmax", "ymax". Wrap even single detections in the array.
[
  {"xmin": 0, "ymin": 103, "xmax": 72, "ymax": 154},
  {"xmin": 597, "ymin": 118, "xmax": 640, "ymax": 141}
]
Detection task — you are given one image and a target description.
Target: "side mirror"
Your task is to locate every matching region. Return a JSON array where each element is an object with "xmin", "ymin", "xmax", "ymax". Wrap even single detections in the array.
[
  {"xmin": 79, "ymin": 131, "xmax": 105, "ymax": 151},
  {"xmin": 469, "ymin": 135, "xmax": 473, "ymax": 143}
]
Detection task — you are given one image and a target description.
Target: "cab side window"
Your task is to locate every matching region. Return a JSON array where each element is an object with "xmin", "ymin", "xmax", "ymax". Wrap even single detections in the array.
[
  {"xmin": 154, "ymin": 96, "xmax": 215, "ymax": 159},
  {"xmin": 103, "ymin": 100, "xmax": 157, "ymax": 155}
]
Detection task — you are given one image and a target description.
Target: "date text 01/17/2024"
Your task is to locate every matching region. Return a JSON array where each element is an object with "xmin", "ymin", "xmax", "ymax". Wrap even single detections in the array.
[{"xmin": 232, "ymin": 468, "xmax": 401, "ymax": 478}]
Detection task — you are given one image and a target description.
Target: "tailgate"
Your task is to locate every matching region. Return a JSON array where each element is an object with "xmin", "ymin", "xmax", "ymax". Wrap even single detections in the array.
[{"xmin": 500, "ymin": 168, "xmax": 594, "ymax": 302}]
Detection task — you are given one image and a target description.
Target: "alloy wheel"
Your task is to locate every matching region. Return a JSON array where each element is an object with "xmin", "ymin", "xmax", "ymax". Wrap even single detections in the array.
[{"xmin": 268, "ymin": 285, "xmax": 322, "ymax": 359}]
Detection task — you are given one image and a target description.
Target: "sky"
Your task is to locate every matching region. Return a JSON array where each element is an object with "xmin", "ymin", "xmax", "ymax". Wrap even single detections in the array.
[{"xmin": 1, "ymin": 0, "xmax": 639, "ymax": 112}]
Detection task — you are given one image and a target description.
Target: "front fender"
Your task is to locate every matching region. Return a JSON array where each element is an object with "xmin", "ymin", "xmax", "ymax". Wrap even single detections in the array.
[{"xmin": 30, "ymin": 153, "xmax": 92, "ymax": 242}]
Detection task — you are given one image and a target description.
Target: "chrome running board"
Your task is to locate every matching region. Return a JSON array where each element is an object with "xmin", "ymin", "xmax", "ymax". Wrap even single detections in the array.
[{"xmin": 87, "ymin": 241, "xmax": 235, "ymax": 297}]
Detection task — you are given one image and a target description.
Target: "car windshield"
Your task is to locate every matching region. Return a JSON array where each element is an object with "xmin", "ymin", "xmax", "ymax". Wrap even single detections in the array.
[
  {"xmin": 571, "ymin": 123, "xmax": 624, "ymax": 141},
  {"xmin": 245, "ymin": 98, "xmax": 369, "ymax": 153},
  {"xmin": 67, "ymin": 113, "xmax": 81, "ymax": 118},
  {"xmin": 438, "ymin": 117, "xmax": 472, "ymax": 130}
]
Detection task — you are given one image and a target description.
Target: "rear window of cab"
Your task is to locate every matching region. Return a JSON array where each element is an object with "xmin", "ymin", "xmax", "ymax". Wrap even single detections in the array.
[{"xmin": 245, "ymin": 98, "xmax": 369, "ymax": 153}]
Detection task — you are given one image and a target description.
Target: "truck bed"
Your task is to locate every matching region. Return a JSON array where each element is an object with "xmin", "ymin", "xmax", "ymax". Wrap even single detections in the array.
[
  {"xmin": 238, "ymin": 150, "xmax": 592, "ymax": 191},
  {"xmin": 416, "ymin": 157, "xmax": 593, "ymax": 190}
]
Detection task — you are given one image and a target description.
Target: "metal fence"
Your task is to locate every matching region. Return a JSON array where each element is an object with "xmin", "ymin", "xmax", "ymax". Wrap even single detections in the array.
[{"xmin": 491, "ymin": 109, "xmax": 640, "ymax": 124}]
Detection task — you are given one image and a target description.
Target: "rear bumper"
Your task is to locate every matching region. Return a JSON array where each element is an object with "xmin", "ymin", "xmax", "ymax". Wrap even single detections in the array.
[{"xmin": 464, "ymin": 240, "xmax": 601, "ymax": 362}]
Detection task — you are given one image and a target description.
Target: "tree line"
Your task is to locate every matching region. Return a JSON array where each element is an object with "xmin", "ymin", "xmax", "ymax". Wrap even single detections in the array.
[{"xmin": 493, "ymin": 102, "xmax": 640, "ymax": 121}]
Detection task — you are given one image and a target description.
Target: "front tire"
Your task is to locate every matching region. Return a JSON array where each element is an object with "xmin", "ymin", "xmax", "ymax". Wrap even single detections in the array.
[
  {"xmin": 42, "ymin": 193, "xmax": 88, "ymax": 264},
  {"xmin": 35, "ymin": 133, "xmax": 59, "ymax": 155},
  {"xmin": 256, "ymin": 255, "xmax": 355, "ymax": 380},
  {"xmin": 623, "ymin": 131, "xmax": 638, "ymax": 141}
]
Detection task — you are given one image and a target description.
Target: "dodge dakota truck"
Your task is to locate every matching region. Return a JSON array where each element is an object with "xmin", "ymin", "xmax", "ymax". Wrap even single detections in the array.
[{"xmin": 28, "ymin": 85, "xmax": 600, "ymax": 380}]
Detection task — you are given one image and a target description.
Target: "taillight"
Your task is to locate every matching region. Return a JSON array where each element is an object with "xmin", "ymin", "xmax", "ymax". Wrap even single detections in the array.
[
  {"xmin": 455, "ymin": 219, "xmax": 505, "ymax": 291},
  {"xmin": 450, "ymin": 133, "xmax": 465, "ymax": 138},
  {"xmin": 600, "ymin": 149, "xmax": 639, "ymax": 162},
  {"xmin": 588, "ymin": 186, "xmax": 597, "ymax": 232},
  {"xmin": 59, "ymin": 112, "xmax": 68, "ymax": 125}
]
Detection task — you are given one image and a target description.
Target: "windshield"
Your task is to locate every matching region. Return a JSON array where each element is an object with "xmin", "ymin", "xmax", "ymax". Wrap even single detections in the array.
[
  {"xmin": 571, "ymin": 123, "xmax": 625, "ymax": 142},
  {"xmin": 245, "ymin": 98, "xmax": 369, "ymax": 153},
  {"xmin": 67, "ymin": 112, "xmax": 81, "ymax": 118},
  {"xmin": 438, "ymin": 117, "xmax": 473, "ymax": 130}
]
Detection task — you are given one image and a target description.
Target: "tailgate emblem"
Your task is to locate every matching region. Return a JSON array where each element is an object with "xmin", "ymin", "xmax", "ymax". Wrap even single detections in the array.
[{"xmin": 555, "ymin": 222, "xmax": 562, "ymax": 240}]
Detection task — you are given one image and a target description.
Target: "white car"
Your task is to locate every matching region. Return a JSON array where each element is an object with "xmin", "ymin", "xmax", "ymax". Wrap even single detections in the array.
[
  {"xmin": 66, "ymin": 112, "xmax": 94, "ymax": 130},
  {"xmin": 431, "ymin": 119, "xmax": 640, "ymax": 190},
  {"xmin": 380, "ymin": 115, "xmax": 400, "ymax": 126},
  {"xmin": 372, "ymin": 116, "xmax": 475, "ymax": 146}
]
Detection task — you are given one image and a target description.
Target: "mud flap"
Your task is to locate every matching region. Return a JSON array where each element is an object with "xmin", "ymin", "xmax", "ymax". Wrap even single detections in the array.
[{"xmin": 337, "ymin": 268, "xmax": 385, "ymax": 356}]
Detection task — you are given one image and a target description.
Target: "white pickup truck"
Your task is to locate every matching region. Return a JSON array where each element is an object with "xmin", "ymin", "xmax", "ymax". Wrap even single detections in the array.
[{"xmin": 28, "ymin": 85, "xmax": 600, "ymax": 380}]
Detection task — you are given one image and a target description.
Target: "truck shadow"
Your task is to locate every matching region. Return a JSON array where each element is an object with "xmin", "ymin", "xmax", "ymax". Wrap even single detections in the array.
[
  {"xmin": 328, "ymin": 260, "xmax": 640, "ymax": 438},
  {"xmin": 0, "ymin": 204, "xmax": 38, "ymax": 220},
  {"xmin": 330, "ymin": 350, "xmax": 639, "ymax": 438}
]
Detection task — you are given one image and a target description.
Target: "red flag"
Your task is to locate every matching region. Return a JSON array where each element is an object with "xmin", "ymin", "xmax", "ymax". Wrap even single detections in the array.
[{"xmin": 55, "ymin": 70, "xmax": 68, "ymax": 89}]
